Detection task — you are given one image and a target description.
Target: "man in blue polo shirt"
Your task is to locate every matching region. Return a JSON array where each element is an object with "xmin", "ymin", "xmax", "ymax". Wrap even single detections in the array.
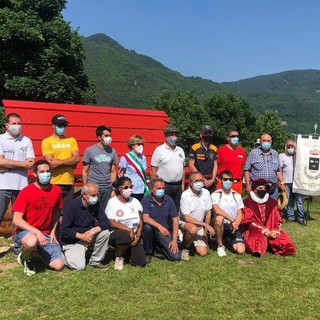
[{"xmin": 141, "ymin": 178, "xmax": 181, "ymax": 263}]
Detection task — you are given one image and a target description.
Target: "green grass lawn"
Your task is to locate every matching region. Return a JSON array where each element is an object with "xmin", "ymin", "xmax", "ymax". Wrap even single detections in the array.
[{"xmin": 1, "ymin": 206, "xmax": 320, "ymax": 320}]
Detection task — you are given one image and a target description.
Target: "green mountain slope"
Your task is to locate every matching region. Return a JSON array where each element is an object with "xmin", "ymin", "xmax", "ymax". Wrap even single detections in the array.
[
  {"xmin": 84, "ymin": 34, "xmax": 224, "ymax": 109},
  {"xmin": 225, "ymin": 70, "xmax": 320, "ymax": 133}
]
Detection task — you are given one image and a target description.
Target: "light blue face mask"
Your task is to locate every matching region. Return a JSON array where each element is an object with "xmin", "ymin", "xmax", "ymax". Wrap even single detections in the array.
[
  {"xmin": 38, "ymin": 172, "xmax": 51, "ymax": 185},
  {"xmin": 231, "ymin": 137, "xmax": 239, "ymax": 145},
  {"xmin": 261, "ymin": 142, "xmax": 271, "ymax": 151},
  {"xmin": 222, "ymin": 180, "xmax": 232, "ymax": 190},
  {"xmin": 87, "ymin": 196, "xmax": 98, "ymax": 206},
  {"xmin": 55, "ymin": 126, "xmax": 66, "ymax": 136},
  {"xmin": 166, "ymin": 137, "xmax": 177, "ymax": 146},
  {"xmin": 155, "ymin": 189, "xmax": 165, "ymax": 198}
]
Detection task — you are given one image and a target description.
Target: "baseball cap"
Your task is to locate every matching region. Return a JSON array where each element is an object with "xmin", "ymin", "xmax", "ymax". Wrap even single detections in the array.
[
  {"xmin": 52, "ymin": 114, "xmax": 69, "ymax": 126},
  {"xmin": 164, "ymin": 124, "xmax": 179, "ymax": 135},
  {"xmin": 201, "ymin": 125, "xmax": 213, "ymax": 133}
]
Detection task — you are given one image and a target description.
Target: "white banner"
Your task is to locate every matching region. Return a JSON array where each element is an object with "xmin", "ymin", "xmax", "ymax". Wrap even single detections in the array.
[{"xmin": 293, "ymin": 134, "xmax": 320, "ymax": 195}]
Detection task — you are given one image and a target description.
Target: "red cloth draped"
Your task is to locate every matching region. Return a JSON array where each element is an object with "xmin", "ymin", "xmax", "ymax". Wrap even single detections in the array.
[{"xmin": 242, "ymin": 197, "xmax": 296, "ymax": 257}]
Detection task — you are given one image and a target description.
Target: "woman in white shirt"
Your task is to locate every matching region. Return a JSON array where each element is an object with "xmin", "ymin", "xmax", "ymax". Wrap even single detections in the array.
[{"xmin": 105, "ymin": 177, "xmax": 147, "ymax": 270}]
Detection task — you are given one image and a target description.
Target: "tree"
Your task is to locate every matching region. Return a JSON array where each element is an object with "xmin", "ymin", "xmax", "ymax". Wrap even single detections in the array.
[
  {"xmin": 153, "ymin": 90, "xmax": 210, "ymax": 152},
  {"xmin": 0, "ymin": 0, "xmax": 96, "ymax": 105},
  {"xmin": 203, "ymin": 92, "xmax": 258, "ymax": 149},
  {"xmin": 255, "ymin": 110, "xmax": 290, "ymax": 152}
]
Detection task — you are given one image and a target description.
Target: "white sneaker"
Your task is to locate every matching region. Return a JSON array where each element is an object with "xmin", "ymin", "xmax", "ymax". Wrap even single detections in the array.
[
  {"xmin": 114, "ymin": 257, "xmax": 124, "ymax": 270},
  {"xmin": 181, "ymin": 249, "xmax": 190, "ymax": 261},
  {"xmin": 217, "ymin": 245, "xmax": 227, "ymax": 257}
]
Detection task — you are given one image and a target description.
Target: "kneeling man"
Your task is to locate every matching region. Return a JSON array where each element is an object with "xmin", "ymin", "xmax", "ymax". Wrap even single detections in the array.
[
  {"xmin": 211, "ymin": 170, "xmax": 245, "ymax": 257},
  {"xmin": 60, "ymin": 183, "xmax": 110, "ymax": 270},
  {"xmin": 179, "ymin": 172, "xmax": 215, "ymax": 260},
  {"xmin": 12, "ymin": 160, "xmax": 65, "ymax": 276}
]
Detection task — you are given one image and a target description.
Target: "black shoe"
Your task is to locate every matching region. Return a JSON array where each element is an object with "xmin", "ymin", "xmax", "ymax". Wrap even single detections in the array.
[
  {"xmin": 298, "ymin": 220, "xmax": 305, "ymax": 226},
  {"xmin": 286, "ymin": 219, "xmax": 295, "ymax": 223},
  {"xmin": 145, "ymin": 255, "xmax": 152, "ymax": 264},
  {"xmin": 90, "ymin": 263, "xmax": 109, "ymax": 270}
]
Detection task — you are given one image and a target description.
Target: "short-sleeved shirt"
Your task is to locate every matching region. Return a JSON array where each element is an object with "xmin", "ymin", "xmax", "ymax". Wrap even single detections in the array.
[
  {"xmin": 189, "ymin": 142, "xmax": 217, "ymax": 175},
  {"xmin": 211, "ymin": 189, "xmax": 244, "ymax": 224},
  {"xmin": 41, "ymin": 135, "xmax": 79, "ymax": 185},
  {"xmin": 105, "ymin": 196, "xmax": 142, "ymax": 232},
  {"xmin": 60, "ymin": 197, "xmax": 109, "ymax": 245},
  {"xmin": 83, "ymin": 144, "xmax": 118, "ymax": 188},
  {"xmin": 244, "ymin": 147, "xmax": 281, "ymax": 184},
  {"xmin": 180, "ymin": 187, "xmax": 212, "ymax": 222},
  {"xmin": 141, "ymin": 194, "xmax": 178, "ymax": 230},
  {"xmin": 0, "ymin": 132, "xmax": 35, "ymax": 190},
  {"xmin": 217, "ymin": 144, "xmax": 246, "ymax": 179},
  {"xmin": 12, "ymin": 183, "xmax": 62, "ymax": 235},
  {"xmin": 119, "ymin": 152, "xmax": 147, "ymax": 194},
  {"xmin": 151, "ymin": 143, "xmax": 185, "ymax": 183},
  {"xmin": 279, "ymin": 152, "xmax": 294, "ymax": 184}
]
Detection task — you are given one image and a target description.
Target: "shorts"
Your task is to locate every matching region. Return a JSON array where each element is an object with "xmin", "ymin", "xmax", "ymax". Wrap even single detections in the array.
[
  {"xmin": 223, "ymin": 223, "xmax": 244, "ymax": 246},
  {"xmin": 14, "ymin": 230, "xmax": 64, "ymax": 264},
  {"xmin": 179, "ymin": 221, "xmax": 207, "ymax": 247}
]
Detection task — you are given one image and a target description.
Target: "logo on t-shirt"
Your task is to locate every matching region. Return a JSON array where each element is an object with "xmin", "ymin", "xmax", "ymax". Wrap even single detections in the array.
[{"xmin": 116, "ymin": 210, "xmax": 124, "ymax": 217}]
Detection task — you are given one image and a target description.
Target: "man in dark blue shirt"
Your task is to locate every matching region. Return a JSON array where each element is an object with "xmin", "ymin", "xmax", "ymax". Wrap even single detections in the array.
[
  {"xmin": 60, "ymin": 183, "xmax": 110, "ymax": 270},
  {"xmin": 141, "ymin": 178, "xmax": 181, "ymax": 263}
]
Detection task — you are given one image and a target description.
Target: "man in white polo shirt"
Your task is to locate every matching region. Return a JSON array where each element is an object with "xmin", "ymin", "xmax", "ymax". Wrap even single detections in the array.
[
  {"xmin": 150, "ymin": 124, "xmax": 185, "ymax": 211},
  {"xmin": 179, "ymin": 172, "xmax": 215, "ymax": 260},
  {"xmin": 0, "ymin": 113, "xmax": 35, "ymax": 253}
]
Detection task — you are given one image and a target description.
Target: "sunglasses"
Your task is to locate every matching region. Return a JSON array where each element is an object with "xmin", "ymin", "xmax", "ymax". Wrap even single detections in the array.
[
  {"xmin": 120, "ymin": 185, "xmax": 134, "ymax": 189},
  {"xmin": 221, "ymin": 178, "xmax": 233, "ymax": 182},
  {"xmin": 229, "ymin": 135, "xmax": 239, "ymax": 138},
  {"xmin": 56, "ymin": 124, "xmax": 68, "ymax": 128}
]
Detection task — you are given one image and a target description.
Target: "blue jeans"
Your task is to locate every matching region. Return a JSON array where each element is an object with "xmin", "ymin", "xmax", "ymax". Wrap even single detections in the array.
[
  {"xmin": 285, "ymin": 183, "xmax": 305, "ymax": 222},
  {"xmin": 142, "ymin": 224, "xmax": 181, "ymax": 261}
]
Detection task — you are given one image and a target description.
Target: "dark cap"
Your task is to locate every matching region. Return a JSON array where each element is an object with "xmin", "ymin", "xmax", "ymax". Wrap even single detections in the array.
[
  {"xmin": 164, "ymin": 124, "xmax": 179, "ymax": 135},
  {"xmin": 52, "ymin": 114, "xmax": 69, "ymax": 126},
  {"xmin": 251, "ymin": 179, "xmax": 268, "ymax": 190},
  {"xmin": 201, "ymin": 125, "xmax": 213, "ymax": 133}
]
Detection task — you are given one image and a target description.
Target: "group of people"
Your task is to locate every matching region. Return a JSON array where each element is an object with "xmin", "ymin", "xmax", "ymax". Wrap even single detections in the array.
[{"xmin": 0, "ymin": 112, "xmax": 300, "ymax": 276}]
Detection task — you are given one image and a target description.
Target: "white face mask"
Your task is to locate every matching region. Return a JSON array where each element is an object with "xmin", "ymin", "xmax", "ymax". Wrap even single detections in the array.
[
  {"xmin": 192, "ymin": 182, "xmax": 203, "ymax": 192},
  {"xmin": 8, "ymin": 124, "xmax": 22, "ymax": 136},
  {"xmin": 134, "ymin": 145, "xmax": 143, "ymax": 154},
  {"xmin": 103, "ymin": 136, "xmax": 112, "ymax": 145},
  {"xmin": 121, "ymin": 188, "xmax": 133, "ymax": 199},
  {"xmin": 287, "ymin": 148, "xmax": 295, "ymax": 155}
]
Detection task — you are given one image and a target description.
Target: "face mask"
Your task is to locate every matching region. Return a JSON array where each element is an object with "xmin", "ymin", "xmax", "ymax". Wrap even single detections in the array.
[
  {"xmin": 55, "ymin": 126, "xmax": 65, "ymax": 136},
  {"xmin": 261, "ymin": 142, "xmax": 271, "ymax": 151},
  {"xmin": 202, "ymin": 135, "xmax": 212, "ymax": 143},
  {"xmin": 121, "ymin": 188, "xmax": 133, "ymax": 199},
  {"xmin": 287, "ymin": 148, "xmax": 295, "ymax": 155},
  {"xmin": 87, "ymin": 196, "xmax": 98, "ymax": 206},
  {"xmin": 166, "ymin": 137, "xmax": 177, "ymax": 146},
  {"xmin": 222, "ymin": 180, "xmax": 232, "ymax": 190},
  {"xmin": 192, "ymin": 182, "xmax": 203, "ymax": 192},
  {"xmin": 103, "ymin": 137, "xmax": 112, "ymax": 145},
  {"xmin": 38, "ymin": 172, "xmax": 51, "ymax": 185},
  {"xmin": 256, "ymin": 190, "xmax": 267, "ymax": 199},
  {"xmin": 230, "ymin": 137, "xmax": 239, "ymax": 145},
  {"xmin": 155, "ymin": 189, "xmax": 165, "ymax": 198},
  {"xmin": 8, "ymin": 124, "xmax": 22, "ymax": 136},
  {"xmin": 134, "ymin": 145, "xmax": 143, "ymax": 154}
]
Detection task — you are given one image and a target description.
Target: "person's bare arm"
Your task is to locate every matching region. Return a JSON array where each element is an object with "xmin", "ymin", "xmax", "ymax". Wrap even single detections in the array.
[
  {"xmin": 150, "ymin": 166, "xmax": 158, "ymax": 180},
  {"xmin": 44, "ymin": 150, "xmax": 80, "ymax": 169}
]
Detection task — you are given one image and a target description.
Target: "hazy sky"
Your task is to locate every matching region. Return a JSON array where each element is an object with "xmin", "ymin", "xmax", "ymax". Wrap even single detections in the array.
[{"xmin": 63, "ymin": 0, "xmax": 320, "ymax": 82}]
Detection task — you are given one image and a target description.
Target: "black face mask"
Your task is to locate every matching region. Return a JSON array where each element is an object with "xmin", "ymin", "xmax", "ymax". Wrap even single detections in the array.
[
  {"xmin": 256, "ymin": 190, "xmax": 267, "ymax": 199},
  {"xmin": 202, "ymin": 135, "xmax": 212, "ymax": 143}
]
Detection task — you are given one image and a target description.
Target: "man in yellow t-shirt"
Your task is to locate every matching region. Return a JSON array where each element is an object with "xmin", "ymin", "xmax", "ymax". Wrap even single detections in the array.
[{"xmin": 41, "ymin": 114, "xmax": 80, "ymax": 209}]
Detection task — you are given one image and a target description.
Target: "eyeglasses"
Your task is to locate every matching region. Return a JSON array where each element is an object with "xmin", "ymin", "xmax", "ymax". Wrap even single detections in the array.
[
  {"xmin": 221, "ymin": 178, "xmax": 233, "ymax": 182},
  {"xmin": 120, "ymin": 185, "xmax": 134, "ymax": 189},
  {"xmin": 229, "ymin": 135, "xmax": 239, "ymax": 138}
]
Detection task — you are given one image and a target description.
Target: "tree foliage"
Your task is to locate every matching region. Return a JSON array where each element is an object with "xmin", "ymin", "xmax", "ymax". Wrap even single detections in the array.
[{"xmin": 0, "ymin": 0, "xmax": 96, "ymax": 105}]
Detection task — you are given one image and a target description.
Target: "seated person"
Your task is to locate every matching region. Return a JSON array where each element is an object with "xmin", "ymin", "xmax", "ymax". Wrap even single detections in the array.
[
  {"xmin": 141, "ymin": 178, "xmax": 181, "ymax": 262},
  {"xmin": 179, "ymin": 172, "xmax": 215, "ymax": 260},
  {"xmin": 105, "ymin": 177, "xmax": 147, "ymax": 270},
  {"xmin": 12, "ymin": 159, "xmax": 64, "ymax": 276},
  {"xmin": 60, "ymin": 183, "xmax": 110, "ymax": 270},
  {"xmin": 211, "ymin": 170, "xmax": 245, "ymax": 257},
  {"xmin": 242, "ymin": 179, "xmax": 296, "ymax": 257}
]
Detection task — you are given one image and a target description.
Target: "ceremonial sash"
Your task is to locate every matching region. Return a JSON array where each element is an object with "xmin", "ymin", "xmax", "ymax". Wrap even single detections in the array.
[{"xmin": 123, "ymin": 152, "xmax": 149, "ymax": 196}]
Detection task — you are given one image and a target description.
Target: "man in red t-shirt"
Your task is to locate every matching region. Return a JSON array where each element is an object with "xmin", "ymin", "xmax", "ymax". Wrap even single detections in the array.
[
  {"xmin": 12, "ymin": 159, "xmax": 64, "ymax": 276},
  {"xmin": 217, "ymin": 128, "xmax": 246, "ymax": 194}
]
